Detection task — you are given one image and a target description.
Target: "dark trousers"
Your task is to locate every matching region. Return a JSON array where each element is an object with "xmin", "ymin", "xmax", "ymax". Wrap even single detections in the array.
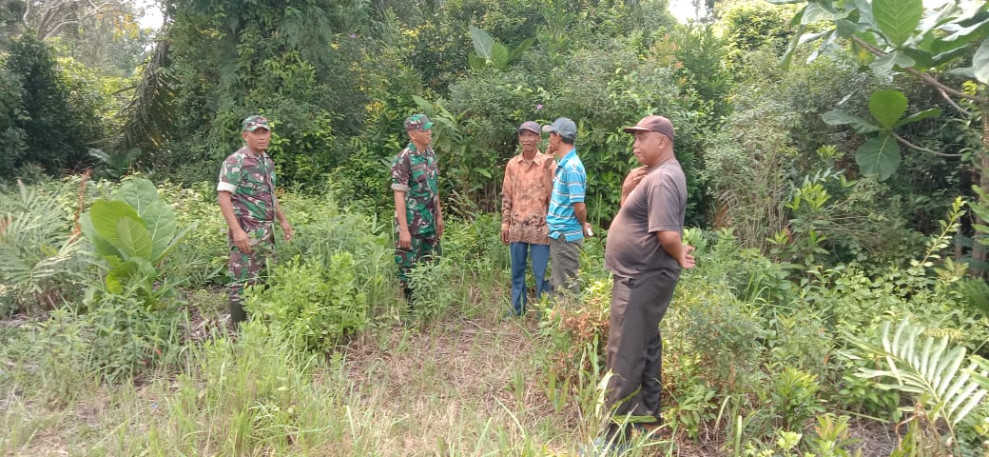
[
  {"xmin": 509, "ymin": 242, "xmax": 550, "ymax": 315},
  {"xmin": 605, "ymin": 270, "xmax": 679, "ymax": 440}
]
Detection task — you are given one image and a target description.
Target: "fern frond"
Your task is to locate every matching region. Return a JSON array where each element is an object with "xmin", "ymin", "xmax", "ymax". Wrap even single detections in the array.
[{"xmin": 845, "ymin": 318, "xmax": 989, "ymax": 429}]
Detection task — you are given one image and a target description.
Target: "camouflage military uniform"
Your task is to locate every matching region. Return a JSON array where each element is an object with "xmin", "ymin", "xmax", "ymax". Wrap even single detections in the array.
[
  {"xmin": 391, "ymin": 142, "xmax": 441, "ymax": 287},
  {"xmin": 218, "ymin": 146, "xmax": 278, "ymax": 323}
]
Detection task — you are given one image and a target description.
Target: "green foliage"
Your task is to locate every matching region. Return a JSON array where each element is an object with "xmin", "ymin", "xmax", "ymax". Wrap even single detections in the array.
[
  {"xmin": 1, "ymin": 35, "xmax": 100, "ymax": 177},
  {"xmin": 0, "ymin": 64, "xmax": 27, "ymax": 174},
  {"xmin": 846, "ymin": 317, "xmax": 989, "ymax": 442},
  {"xmin": 805, "ymin": 414, "xmax": 862, "ymax": 457},
  {"xmin": 822, "ymin": 90, "xmax": 944, "ymax": 181},
  {"xmin": 0, "ymin": 180, "xmax": 86, "ymax": 316},
  {"xmin": 160, "ymin": 0, "xmax": 370, "ymax": 186},
  {"xmin": 467, "ymin": 25, "xmax": 533, "ymax": 71},
  {"xmin": 768, "ymin": 366, "xmax": 825, "ymax": 431},
  {"xmin": 81, "ymin": 177, "xmax": 194, "ymax": 302},
  {"xmin": 273, "ymin": 190, "xmax": 396, "ymax": 315},
  {"xmin": 38, "ymin": 294, "xmax": 184, "ymax": 383},
  {"xmin": 247, "ymin": 253, "xmax": 368, "ymax": 353},
  {"xmin": 953, "ymin": 277, "xmax": 989, "ymax": 319},
  {"xmin": 669, "ymin": 383, "xmax": 718, "ymax": 439},
  {"xmin": 787, "ymin": 0, "xmax": 988, "ymax": 194},
  {"xmin": 718, "ymin": 0, "xmax": 795, "ymax": 62}
]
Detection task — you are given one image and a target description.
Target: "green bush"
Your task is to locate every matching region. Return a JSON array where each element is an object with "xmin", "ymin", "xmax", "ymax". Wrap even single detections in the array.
[
  {"xmin": 768, "ymin": 366, "xmax": 825, "ymax": 431},
  {"xmin": 247, "ymin": 253, "xmax": 368, "ymax": 353},
  {"xmin": 2, "ymin": 36, "xmax": 101, "ymax": 177},
  {"xmin": 0, "ymin": 180, "xmax": 88, "ymax": 316}
]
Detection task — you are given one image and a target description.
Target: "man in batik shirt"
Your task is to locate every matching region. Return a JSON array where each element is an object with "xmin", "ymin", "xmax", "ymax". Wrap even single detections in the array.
[
  {"xmin": 217, "ymin": 115, "xmax": 293, "ymax": 326},
  {"xmin": 391, "ymin": 113, "xmax": 444, "ymax": 306},
  {"xmin": 501, "ymin": 121, "xmax": 555, "ymax": 316}
]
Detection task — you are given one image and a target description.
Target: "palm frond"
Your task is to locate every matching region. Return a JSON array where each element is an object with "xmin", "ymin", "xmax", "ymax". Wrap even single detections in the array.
[
  {"xmin": 845, "ymin": 318, "xmax": 989, "ymax": 431},
  {"xmin": 114, "ymin": 34, "xmax": 174, "ymax": 153}
]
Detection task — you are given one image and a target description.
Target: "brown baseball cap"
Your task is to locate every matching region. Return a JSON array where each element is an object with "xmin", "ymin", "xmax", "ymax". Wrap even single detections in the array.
[{"xmin": 623, "ymin": 115, "xmax": 674, "ymax": 140}]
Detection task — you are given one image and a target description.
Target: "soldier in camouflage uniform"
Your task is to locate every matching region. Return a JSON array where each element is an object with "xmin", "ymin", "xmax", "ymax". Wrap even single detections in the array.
[
  {"xmin": 217, "ymin": 115, "xmax": 293, "ymax": 326},
  {"xmin": 391, "ymin": 113, "xmax": 444, "ymax": 305}
]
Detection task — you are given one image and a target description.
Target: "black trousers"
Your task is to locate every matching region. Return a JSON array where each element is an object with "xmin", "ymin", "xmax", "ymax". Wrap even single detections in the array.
[{"xmin": 604, "ymin": 269, "xmax": 679, "ymax": 439}]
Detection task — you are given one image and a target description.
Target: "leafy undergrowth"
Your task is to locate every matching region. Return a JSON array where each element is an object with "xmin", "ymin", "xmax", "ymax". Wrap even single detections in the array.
[{"xmin": 2, "ymin": 179, "xmax": 987, "ymax": 456}]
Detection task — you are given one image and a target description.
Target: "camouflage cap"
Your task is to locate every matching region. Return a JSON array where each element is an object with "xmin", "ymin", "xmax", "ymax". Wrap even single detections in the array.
[
  {"xmin": 542, "ymin": 117, "xmax": 577, "ymax": 142},
  {"xmin": 404, "ymin": 114, "xmax": 433, "ymax": 131},
  {"xmin": 241, "ymin": 115, "xmax": 270, "ymax": 132}
]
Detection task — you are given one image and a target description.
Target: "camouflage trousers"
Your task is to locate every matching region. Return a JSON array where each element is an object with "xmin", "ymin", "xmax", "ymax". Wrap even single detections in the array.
[
  {"xmin": 228, "ymin": 223, "xmax": 275, "ymax": 325},
  {"xmin": 395, "ymin": 234, "xmax": 441, "ymax": 288}
]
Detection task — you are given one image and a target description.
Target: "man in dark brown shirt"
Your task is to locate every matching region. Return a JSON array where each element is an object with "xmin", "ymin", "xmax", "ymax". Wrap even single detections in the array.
[{"xmin": 603, "ymin": 115, "xmax": 695, "ymax": 442}]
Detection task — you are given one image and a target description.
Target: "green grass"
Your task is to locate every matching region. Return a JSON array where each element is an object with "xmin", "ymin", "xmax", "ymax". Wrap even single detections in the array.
[{"xmin": 0, "ymin": 285, "xmax": 677, "ymax": 457}]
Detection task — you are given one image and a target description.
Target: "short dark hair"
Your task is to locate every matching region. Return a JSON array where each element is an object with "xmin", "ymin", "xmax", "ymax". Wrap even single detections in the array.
[{"xmin": 558, "ymin": 134, "xmax": 574, "ymax": 145}]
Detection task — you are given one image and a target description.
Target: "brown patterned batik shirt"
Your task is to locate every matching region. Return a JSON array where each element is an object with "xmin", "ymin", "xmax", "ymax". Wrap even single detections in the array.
[{"xmin": 501, "ymin": 151, "xmax": 555, "ymax": 245}]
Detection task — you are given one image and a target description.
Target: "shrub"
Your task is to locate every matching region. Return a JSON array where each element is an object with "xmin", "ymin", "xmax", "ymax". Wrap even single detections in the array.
[
  {"xmin": 0, "ymin": 179, "xmax": 88, "ymax": 316},
  {"xmin": 247, "ymin": 253, "xmax": 368, "ymax": 353},
  {"xmin": 2, "ymin": 36, "xmax": 100, "ymax": 177}
]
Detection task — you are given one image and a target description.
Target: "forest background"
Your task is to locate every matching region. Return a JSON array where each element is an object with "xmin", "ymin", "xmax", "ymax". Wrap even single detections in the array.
[{"xmin": 1, "ymin": 0, "xmax": 989, "ymax": 455}]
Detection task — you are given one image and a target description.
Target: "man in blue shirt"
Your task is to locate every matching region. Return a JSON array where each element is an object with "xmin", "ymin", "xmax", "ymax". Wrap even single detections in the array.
[{"xmin": 543, "ymin": 117, "xmax": 592, "ymax": 300}]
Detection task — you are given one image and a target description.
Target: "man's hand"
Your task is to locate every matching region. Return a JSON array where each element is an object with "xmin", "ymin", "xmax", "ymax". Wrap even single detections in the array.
[
  {"xmin": 398, "ymin": 228, "xmax": 412, "ymax": 250},
  {"xmin": 679, "ymin": 245, "xmax": 696, "ymax": 269},
  {"xmin": 280, "ymin": 220, "xmax": 293, "ymax": 241},
  {"xmin": 501, "ymin": 223, "xmax": 510, "ymax": 245},
  {"xmin": 621, "ymin": 166, "xmax": 649, "ymax": 206},
  {"xmin": 583, "ymin": 223, "xmax": 594, "ymax": 238},
  {"xmin": 232, "ymin": 228, "xmax": 252, "ymax": 253}
]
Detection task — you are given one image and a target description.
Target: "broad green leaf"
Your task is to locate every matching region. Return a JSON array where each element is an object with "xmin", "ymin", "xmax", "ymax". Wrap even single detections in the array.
[
  {"xmin": 931, "ymin": 45, "xmax": 972, "ymax": 67},
  {"xmin": 468, "ymin": 53, "xmax": 486, "ymax": 71},
  {"xmin": 869, "ymin": 50, "xmax": 898, "ymax": 75},
  {"xmin": 895, "ymin": 107, "xmax": 942, "ymax": 127},
  {"xmin": 856, "ymin": 135, "xmax": 901, "ymax": 181},
  {"xmin": 873, "ymin": 0, "xmax": 923, "ymax": 47},
  {"xmin": 821, "ymin": 110, "xmax": 882, "ymax": 134},
  {"xmin": 802, "ymin": 2, "xmax": 849, "ymax": 23},
  {"xmin": 117, "ymin": 217, "xmax": 153, "ymax": 260},
  {"xmin": 851, "ymin": 0, "xmax": 874, "ymax": 25},
  {"xmin": 80, "ymin": 213, "xmax": 121, "ymax": 259},
  {"xmin": 974, "ymin": 39, "xmax": 989, "ymax": 84},
  {"xmin": 141, "ymin": 200, "xmax": 177, "ymax": 262},
  {"xmin": 491, "ymin": 42, "xmax": 509, "ymax": 69},
  {"xmin": 115, "ymin": 177, "xmax": 159, "ymax": 218},
  {"xmin": 901, "ymin": 47, "xmax": 934, "ymax": 70},
  {"xmin": 89, "ymin": 200, "xmax": 143, "ymax": 248},
  {"xmin": 469, "ymin": 25, "xmax": 494, "ymax": 59},
  {"xmin": 869, "ymin": 90, "xmax": 909, "ymax": 129},
  {"xmin": 835, "ymin": 19, "xmax": 864, "ymax": 38},
  {"xmin": 938, "ymin": 17, "xmax": 989, "ymax": 46}
]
